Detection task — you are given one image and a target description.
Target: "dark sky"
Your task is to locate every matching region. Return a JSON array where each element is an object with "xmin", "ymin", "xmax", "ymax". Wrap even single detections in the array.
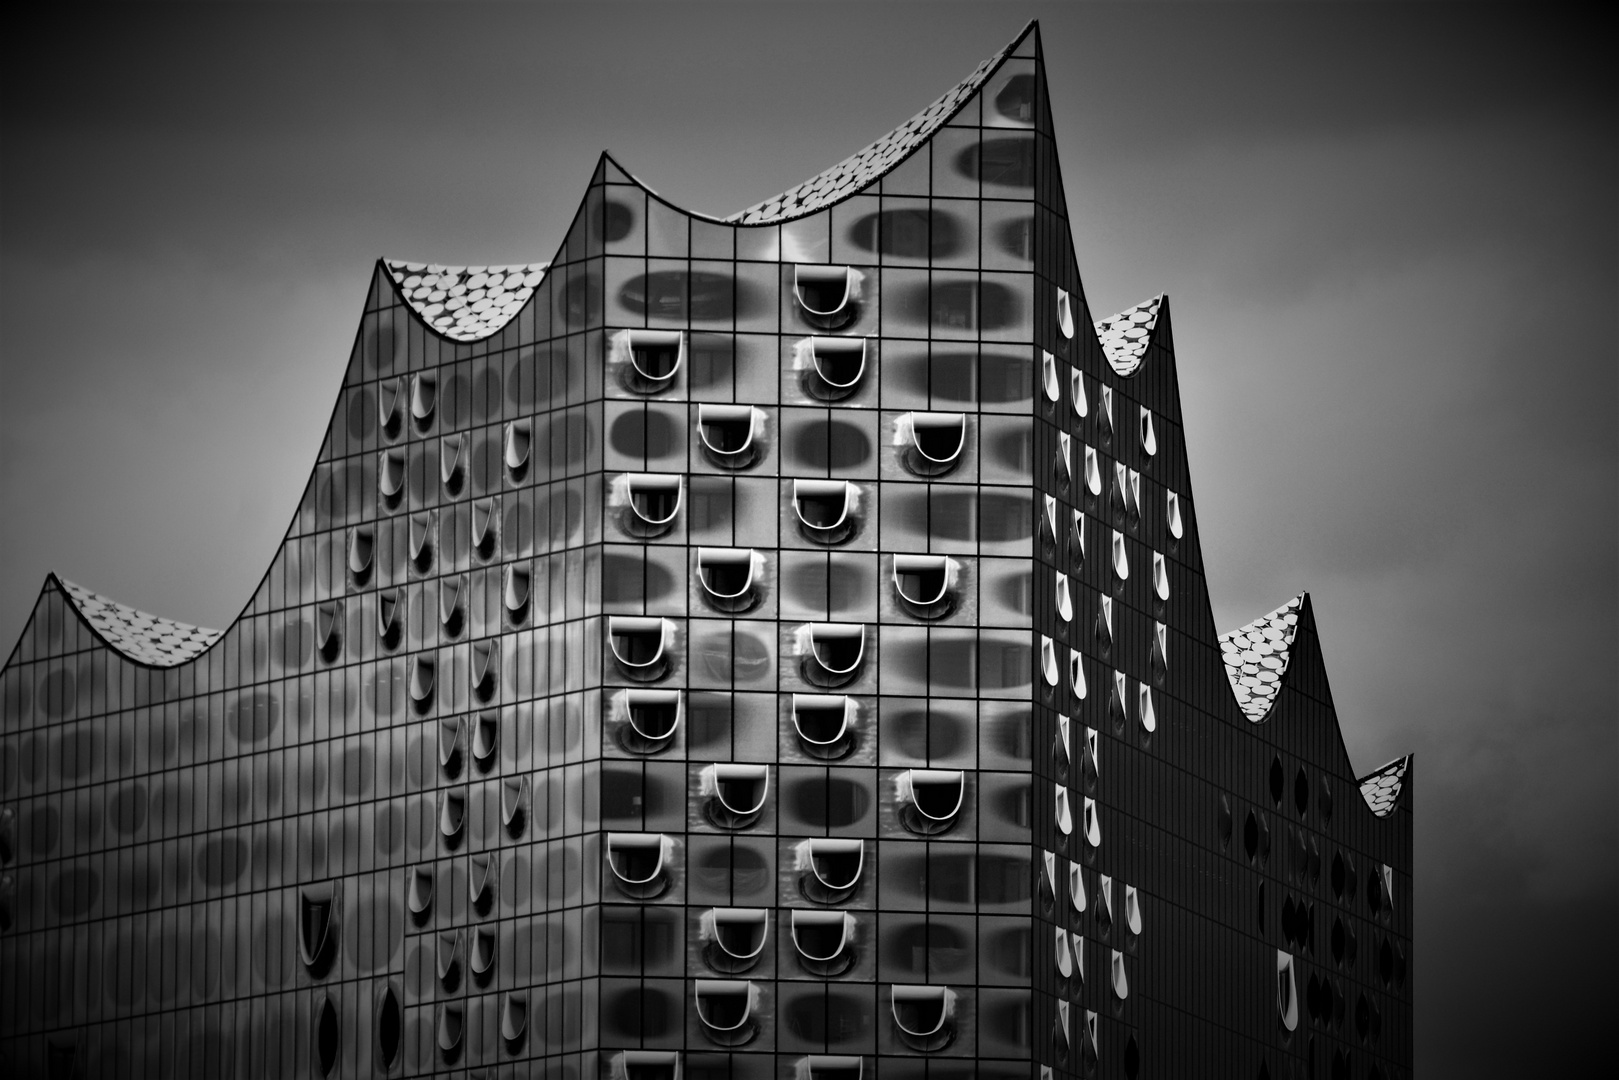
[{"xmin": 1, "ymin": 2, "xmax": 1613, "ymax": 1073}]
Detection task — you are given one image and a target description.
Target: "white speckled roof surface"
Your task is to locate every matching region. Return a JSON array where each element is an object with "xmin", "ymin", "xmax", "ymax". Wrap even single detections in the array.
[
  {"xmin": 1219, "ymin": 594, "xmax": 1303, "ymax": 722},
  {"xmin": 1357, "ymin": 756, "xmax": 1410, "ymax": 817},
  {"xmin": 1095, "ymin": 296, "xmax": 1162, "ymax": 376},
  {"xmin": 725, "ymin": 29, "xmax": 1026, "ymax": 225},
  {"xmin": 58, "ymin": 579, "xmax": 221, "ymax": 667},
  {"xmin": 384, "ymin": 261, "xmax": 549, "ymax": 343}
]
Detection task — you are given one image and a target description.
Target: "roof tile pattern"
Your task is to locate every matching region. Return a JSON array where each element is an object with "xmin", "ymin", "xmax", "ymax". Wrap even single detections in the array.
[
  {"xmin": 59, "ymin": 579, "xmax": 221, "ymax": 667},
  {"xmin": 384, "ymin": 261, "xmax": 549, "ymax": 343},
  {"xmin": 1095, "ymin": 295, "xmax": 1162, "ymax": 376},
  {"xmin": 1357, "ymin": 756, "xmax": 1410, "ymax": 817},
  {"xmin": 725, "ymin": 43, "xmax": 1016, "ymax": 225},
  {"xmin": 1220, "ymin": 594, "xmax": 1303, "ymax": 722}
]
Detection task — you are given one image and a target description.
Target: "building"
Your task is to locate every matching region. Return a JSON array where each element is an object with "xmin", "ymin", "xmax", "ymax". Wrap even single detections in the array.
[{"xmin": 0, "ymin": 20, "xmax": 1412, "ymax": 1080}]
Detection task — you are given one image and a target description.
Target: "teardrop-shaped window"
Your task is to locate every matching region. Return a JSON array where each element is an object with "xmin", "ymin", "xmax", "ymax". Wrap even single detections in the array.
[
  {"xmin": 1054, "ymin": 784, "xmax": 1073, "ymax": 836},
  {"xmin": 620, "ymin": 689, "xmax": 682, "ymax": 752},
  {"xmin": 1069, "ymin": 649, "xmax": 1087, "ymax": 701},
  {"xmin": 501, "ymin": 776, "xmax": 529, "ymax": 837},
  {"xmin": 804, "ymin": 623, "xmax": 866, "ymax": 687},
  {"xmin": 1152, "ymin": 552, "xmax": 1170, "ymax": 602},
  {"xmin": 379, "ymin": 377, "xmax": 403, "ymax": 439},
  {"xmin": 608, "ymin": 616, "xmax": 673, "ymax": 681},
  {"xmin": 1056, "ymin": 288, "xmax": 1076, "ymax": 340},
  {"xmin": 792, "ymin": 479, "xmax": 858, "ymax": 543},
  {"xmin": 606, "ymin": 833, "xmax": 673, "ymax": 899},
  {"xmin": 411, "ymin": 371, "xmax": 437, "ymax": 431},
  {"xmin": 1126, "ymin": 467, "xmax": 1142, "ymax": 522},
  {"xmin": 1277, "ymin": 950, "xmax": 1299, "ymax": 1031},
  {"xmin": 348, "ymin": 527, "xmax": 375, "ymax": 581},
  {"xmin": 697, "ymin": 403, "xmax": 764, "ymax": 467},
  {"xmin": 1083, "ymin": 796, "xmax": 1101, "ymax": 848},
  {"xmin": 807, "ymin": 337, "xmax": 868, "ymax": 393},
  {"xmin": 471, "ymin": 713, "xmax": 499, "ymax": 772},
  {"xmin": 897, "ymin": 769, "xmax": 965, "ymax": 835},
  {"xmin": 409, "ymin": 655, "xmax": 436, "ymax": 709},
  {"xmin": 468, "ymin": 852, "xmax": 496, "ymax": 913},
  {"xmin": 1151, "ymin": 622, "xmax": 1168, "ymax": 680},
  {"xmin": 1055, "ymin": 926, "xmax": 1074, "ymax": 978},
  {"xmin": 1054, "ymin": 713, "xmax": 1072, "ymax": 776},
  {"xmin": 1111, "ymin": 950, "xmax": 1129, "ymax": 1000},
  {"xmin": 1125, "ymin": 884, "xmax": 1143, "ymax": 935},
  {"xmin": 796, "ymin": 837, "xmax": 864, "ymax": 903},
  {"xmin": 314, "ymin": 995, "xmax": 340, "ymax": 1077},
  {"xmin": 1069, "ymin": 861, "xmax": 1087, "ymax": 914},
  {"xmin": 1082, "ymin": 445, "xmax": 1101, "ymax": 497},
  {"xmin": 1055, "ymin": 432, "xmax": 1072, "ymax": 484},
  {"xmin": 440, "ymin": 433, "xmax": 464, "ymax": 490},
  {"xmin": 1112, "ymin": 530, "xmax": 1129, "ymax": 580},
  {"xmin": 704, "ymin": 907, "xmax": 770, "ymax": 973},
  {"xmin": 436, "ymin": 1002, "xmax": 464, "ymax": 1055},
  {"xmin": 471, "ymin": 498, "xmax": 495, "ymax": 558},
  {"xmin": 1042, "ymin": 494, "xmax": 1060, "ymax": 545},
  {"xmin": 1166, "ymin": 490, "xmax": 1184, "ymax": 540},
  {"xmin": 377, "ymin": 588, "xmax": 401, "ymax": 646},
  {"xmin": 695, "ymin": 979, "xmax": 760, "ymax": 1046},
  {"xmin": 379, "ymin": 448, "xmax": 406, "ymax": 499},
  {"xmin": 802, "ymin": 1054, "xmax": 864, "ymax": 1080},
  {"xmin": 890, "ymin": 985, "xmax": 955, "ymax": 1052},
  {"xmin": 299, "ymin": 883, "xmax": 341, "ymax": 971},
  {"xmin": 1097, "ymin": 876, "xmax": 1114, "ymax": 933},
  {"xmin": 702, "ymin": 763, "xmax": 770, "ymax": 829},
  {"xmin": 407, "ymin": 865, "xmax": 434, "ymax": 922},
  {"xmin": 408, "ymin": 512, "xmax": 433, "ymax": 569},
  {"xmin": 501, "ymin": 991, "xmax": 528, "ymax": 1046},
  {"xmin": 795, "ymin": 265, "xmax": 858, "ymax": 317},
  {"xmin": 376, "ymin": 983, "xmax": 403, "ymax": 1068},
  {"xmin": 438, "ymin": 717, "xmax": 465, "ymax": 778},
  {"xmin": 625, "ymin": 474, "xmax": 683, "ymax": 532},
  {"xmin": 1040, "ymin": 636, "xmax": 1059, "ymax": 687},
  {"xmin": 1071, "ymin": 510, "xmax": 1086, "ymax": 560},
  {"xmin": 470, "ymin": 926, "xmax": 497, "ymax": 982},
  {"xmin": 1097, "ymin": 596, "xmax": 1114, "ymax": 647},
  {"xmin": 899, "ymin": 411, "xmax": 967, "ymax": 476},
  {"xmin": 1071, "ymin": 368, "xmax": 1088, "ymax": 418},
  {"xmin": 436, "ymin": 930, "xmax": 462, "ymax": 988},
  {"xmin": 472, "ymin": 640, "xmax": 497, "ymax": 700},
  {"xmin": 1042, "ymin": 350, "xmax": 1060, "ymax": 403},
  {"xmin": 1055, "ymin": 572, "xmax": 1073, "ymax": 622},
  {"xmin": 791, "ymin": 694, "xmax": 855, "ymax": 759},
  {"xmin": 892, "ymin": 555, "xmax": 955, "ymax": 618},
  {"xmin": 697, "ymin": 548, "xmax": 762, "ymax": 613},
  {"xmin": 316, "ymin": 600, "xmax": 341, "ymax": 660},
  {"xmin": 504, "ymin": 421, "xmax": 531, "ymax": 473},
  {"xmin": 1040, "ymin": 850, "xmax": 1058, "ymax": 909},
  {"xmin": 1098, "ymin": 386, "xmax": 1114, "ymax": 437},
  {"xmin": 504, "ymin": 564, "xmax": 531, "ymax": 622},
  {"xmin": 439, "ymin": 790, "xmax": 466, "ymax": 846},
  {"xmin": 626, "ymin": 329, "xmax": 684, "ymax": 386},
  {"xmin": 1140, "ymin": 407, "xmax": 1157, "ymax": 456},
  {"xmin": 612, "ymin": 1052, "xmax": 682, "ymax": 1080},
  {"xmin": 790, "ymin": 910, "xmax": 857, "ymax": 976},
  {"xmin": 1138, "ymin": 683, "xmax": 1156, "ymax": 734}
]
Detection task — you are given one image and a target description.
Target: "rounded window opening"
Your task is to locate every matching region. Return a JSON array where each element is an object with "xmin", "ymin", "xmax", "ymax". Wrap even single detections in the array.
[
  {"xmin": 703, "ymin": 908, "xmax": 769, "ymax": 974},
  {"xmin": 619, "ymin": 474, "xmax": 683, "ymax": 538},
  {"xmin": 890, "ymin": 985, "xmax": 955, "ymax": 1053},
  {"xmin": 791, "ymin": 909, "xmax": 857, "ymax": 976},
  {"xmin": 793, "ymin": 479, "xmax": 859, "ymax": 545},
  {"xmin": 605, "ymin": 833, "xmax": 672, "ymax": 899},
  {"xmin": 625, "ymin": 330, "xmax": 683, "ymax": 390},
  {"xmin": 608, "ymin": 617, "xmax": 673, "ymax": 682},
  {"xmin": 697, "ymin": 548, "xmax": 763, "ymax": 614},
  {"xmin": 697, "ymin": 403, "xmax": 765, "ymax": 469},
  {"xmin": 694, "ymin": 979, "xmax": 760, "ymax": 1047},
  {"xmin": 797, "ymin": 838, "xmax": 864, "ymax": 904},
  {"xmin": 792, "ymin": 694, "xmax": 856, "ymax": 760},
  {"xmin": 899, "ymin": 411, "xmax": 967, "ymax": 477},
  {"xmin": 897, "ymin": 769, "xmax": 966, "ymax": 836},
  {"xmin": 795, "ymin": 265, "xmax": 861, "ymax": 325},
  {"xmin": 802, "ymin": 623, "xmax": 866, "ymax": 688},
  {"xmin": 703, "ymin": 763, "xmax": 770, "ymax": 830},
  {"xmin": 618, "ymin": 689, "xmax": 681, "ymax": 755},
  {"xmin": 803, "ymin": 337, "xmax": 868, "ymax": 399},
  {"xmin": 892, "ymin": 555, "xmax": 957, "ymax": 620}
]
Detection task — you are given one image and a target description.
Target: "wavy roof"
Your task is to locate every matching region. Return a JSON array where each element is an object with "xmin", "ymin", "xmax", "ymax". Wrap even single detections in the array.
[
  {"xmin": 57, "ymin": 577, "xmax": 221, "ymax": 667},
  {"xmin": 1096, "ymin": 295, "xmax": 1163, "ymax": 376},
  {"xmin": 383, "ymin": 261, "xmax": 549, "ymax": 342},
  {"xmin": 1219, "ymin": 594, "xmax": 1303, "ymax": 723}
]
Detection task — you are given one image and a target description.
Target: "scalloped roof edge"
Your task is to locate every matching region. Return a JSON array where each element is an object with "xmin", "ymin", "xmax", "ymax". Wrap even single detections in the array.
[{"xmin": 48, "ymin": 573, "xmax": 222, "ymax": 669}]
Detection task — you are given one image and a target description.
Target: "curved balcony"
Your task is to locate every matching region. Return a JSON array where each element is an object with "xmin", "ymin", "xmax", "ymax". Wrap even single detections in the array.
[
  {"xmin": 697, "ymin": 403, "xmax": 765, "ymax": 468},
  {"xmin": 896, "ymin": 769, "xmax": 965, "ymax": 836},
  {"xmin": 625, "ymin": 329, "xmax": 684, "ymax": 390},
  {"xmin": 792, "ymin": 479, "xmax": 859, "ymax": 545},
  {"xmin": 605, "ymin": 832, "xmax": 673, "ymax": 900},
  {"xmin": 608, "ymin": 617, "xmax": 674, "ymax": 682},
  {"xmin": 618, "ymin": 689, "xmax": 681, "ymax": 754},
  {"xmin": 791, "ymin": 909, "xmax": 858, "ymax": 977},
  {"xmin": 701, "ymin": 763, "xmax": 770, "ymax": 829},
  {"xmin": 897, "ymin": 411, "xmax": 966, "ymax": 477},
  {"xmin": 796, "ymin": 838, "xmax": 865, "ymax": 904},
  {"xmin": 803, "ymin": 337, "xmax": 868, "ymax": 399},
  {"xmin": 694, "ymin": 979, "xmax": 760, "ymax": 1047},
  {"xmin": 800, "ymin": 623, "xmax": 866, "ymax": 688},
  {"xmin": 891, "ymin": 555, "xmax": 956, "ymax": 620},
  {"xmin": 890, "ymin": 985, "xmax": 955, "ymax": 1053},
  {"xmin": 791, "ymin": 694, "xmax": 856, "ymax": 760},
  {"xmin": 696, "ymin": 547, "xmax": 763, "ymax": 613},
  {"xmin": 701, "ymin": 907, "xmax": 769, "ymax": 974}
]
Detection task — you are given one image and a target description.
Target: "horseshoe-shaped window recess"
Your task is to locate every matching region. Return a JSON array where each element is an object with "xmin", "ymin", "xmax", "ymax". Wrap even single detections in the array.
[
  {"xmin": 795, "ymin": 265, "xmax": 860, "ymax": 318},
  {"xmin": 1084, "ymin": 444, "xmax": 1102, "ymax": 497},
  {"xmin": 697, "ymin": 403, "xmax": 765, "ymax": 467},
  {"xmin": 503, "ymin": 421, "xmax": 531, "ymax": 475},
  {"xmin": 1166, "ymin": 491, "xmax": 1184, "ymax": 540},
  {"xmin": 471, "ymin": 713, "xmax": 499, "ymax": 772},
  {"xmin": 1056, "ymin": 572, "xmax": 1074, "ymax": 622},
  {"xmin": 703, "ymin": 907, "xmax": 770, "ymax": 973},
  {"xmin": 791, "ymin": 694, "xmax": 856, "ymax": 760},
  {"xmin": 1056, "ymin": 287, "xmax": 1076, "ymax": 340},
  {"xmin": 410, "ymin": 371, "xmax": 437, "ymax": 432},
  {"xmin": 897, "ymin": 769, "xmax": 966, "ymax": 835},
  {"xmin": 438, "ymin": 717, "xmax": 466, "ymax": 778},
  {"xmin": 791, "ymin": 909, "xmax": 858, "ymax": 976},
  {"xmin": 1041, "ymin": 636, "xmax": 1059, "ymax": 688},
  {"xmin": 796, "ymin": 837, "xmax": 865, "ymax": 904},
  {"xmin": 501, "ymin": 991, "xmax": 528, "ymax": 1046},
  {"xmin": 792, "ymin": 479, "xmax": 859, "ymax": 544},
  {"xmin": 409, "ymin": 512, "xmax": 433, "ymax": 569},
  {"xmin": 803, "ymin": 623, "xmax": 866, "ymax": 687},
  {"xmin": 608, "ymin": 617, "xmax": 674, "ymax": 682},
  {"xmin": 619, "ymin": 689, "xmax": 682, "ymax": 752},
  {"xmin": 892, "ymin": 555, "xmax": 956, "ymax": 619},
  {"xmin": 407, "ymin": 865, "xmax": 435, "ymax": 923},
  {"xmin": 1140, "ymin": 406, "xmax": 1157, "ymax": 456},
  {"xmin": 1083, "ymin": 796, "xmax": 1101, "ymax": 848},
  {"xmin": 802, "ymin": 1055, "xmax": 864, "ymax": 1080},
  {"xmin": 807, "ymin": 337, "xmax": 868, "ymax": 394},
  {"xmin": 626, "ymin": 329, "xmax": 684, "ymax": 387},
  {"xmin": 439, "ymin": 790, "xmax": 466, "ymax": 847},
  {"xmin": 378, "ymin": 377, "xmax": 403, "ymax": 439},
  {"xmin": 1070, "ymin": 649, "xmax": 1087, "ymax": 701},
  {"xmin": 612, "ymin": 1052, "xmax": 681, "ymax": 1080},
  {"xmin": 1055, "ymin": 784, "xmax": 1073, "ymax": 836},
  {"xmin": 409, "ymin": 655, "xmax": 436, "ymax": 711},
  {"xmin": 348, "ymin": 527, "xmax": 375, "ymax": 583},
  {"xmin": 440, "ymin": 433, "xmax": 463, "ymax": 489},
  {"xmin": 1111, "ymin": 950, "xmax": 1129, "ymax": 1000},
  {"xmin": 890, "ymin": 985, "xmax": 956, "ymax": 1053},
  {"xmin": 1071, "ymin": 368, "xmax": 1088, "ymax": 418},
  {"xmin": 624, "ymin": 474, "xmax": 684, "ymax": 534},
  {"xmin": 1042, "ymin": 350, "xmax": 1060, "ymax": 403},
  {"xmin": 694, "ymin": 979, "xmax": 760, "ymax": 1046},
  {"xmin": 697, "ymin": 548, "xmax": 763, "ymax": 613},
  {"xmin": 702, "ymin": 763, "xmax": 770, "ymax": 829},
  {"xmin": 501, "ymin": 776, "xmax": 529, "ymax": 837},
  {"xmin": 379, "ymin": 448, "xmax": 406, "ymax": 500},
  {"xmin": 605, "ymin": 833, "xmax": 673, "ymax": 900},
  {"xmin": 898, "ymin": 411, "xmax": 967, "ymax": 476},
  {"xmin": 299, "ymin": 883, "xmax": 341, "ymax": 972}
]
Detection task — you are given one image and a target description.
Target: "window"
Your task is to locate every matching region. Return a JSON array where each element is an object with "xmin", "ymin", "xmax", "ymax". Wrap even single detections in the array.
[
  {"xmin": 606, "ymin": 832, "xmax": 674, "ymax": 899},
  {"xmin": 795, "ymin": 837, "xmax": 865, "ymax": 903},
  {"xmin": 608, "ymin": 617, "xmax": 675, "ymax": 682}
]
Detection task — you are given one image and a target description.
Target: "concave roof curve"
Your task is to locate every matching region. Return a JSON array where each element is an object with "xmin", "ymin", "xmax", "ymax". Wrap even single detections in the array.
[
  {"xmin": 1357, "ymin": 756, "xmax": 1410, "ymax": 818},
  {"xmin": 383, "ymin": 261, "xmax": 550, "ymax": 343},
  {"xmin": 1095, "ymin": 295, "xmax": 1163, "ymax": 376},
  {"xmin": 1219, "ymin": 594, "xmax": 1304, "ymax": 723},
  {"xmin": 56, "ymin": 576, "xmax": 222, "ymax": 668}
]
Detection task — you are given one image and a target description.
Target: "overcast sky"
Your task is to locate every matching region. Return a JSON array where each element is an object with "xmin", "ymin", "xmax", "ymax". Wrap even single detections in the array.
[{"xmin": 1, "ymin": 2, "xmax": 1613, "ymax": 1074}]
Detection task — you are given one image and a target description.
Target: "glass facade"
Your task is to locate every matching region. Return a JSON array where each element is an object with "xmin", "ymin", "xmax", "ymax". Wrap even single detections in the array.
[{"xmin": 0, "ymin": 21, "xmax": 1412, "ymax": 1080}]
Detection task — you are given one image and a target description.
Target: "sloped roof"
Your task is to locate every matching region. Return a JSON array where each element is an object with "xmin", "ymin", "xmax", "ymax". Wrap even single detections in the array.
[
  {"xmin": 58, "ymin": 578, "xmax": 221, "ymax": 667},
  {"xmin": 1219, "ymin": 594, "xmax": 1304, "ymax": 723},
  {"xmin": 1095, "ymin": 295, "xmax": 1162, "ymax": 376},
  {"xmin": 1357, "ymin": 756, "xmax": 1410, "ymax": 817},
  {"xmin": 383, "ymin": 261, "xmax": 549, "ymax": 343}
]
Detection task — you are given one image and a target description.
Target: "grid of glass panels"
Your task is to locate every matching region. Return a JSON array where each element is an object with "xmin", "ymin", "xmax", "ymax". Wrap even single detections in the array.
[{"xmin": 0, "ymin": 21, "xmax": 1410, "ymax": 1080}]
